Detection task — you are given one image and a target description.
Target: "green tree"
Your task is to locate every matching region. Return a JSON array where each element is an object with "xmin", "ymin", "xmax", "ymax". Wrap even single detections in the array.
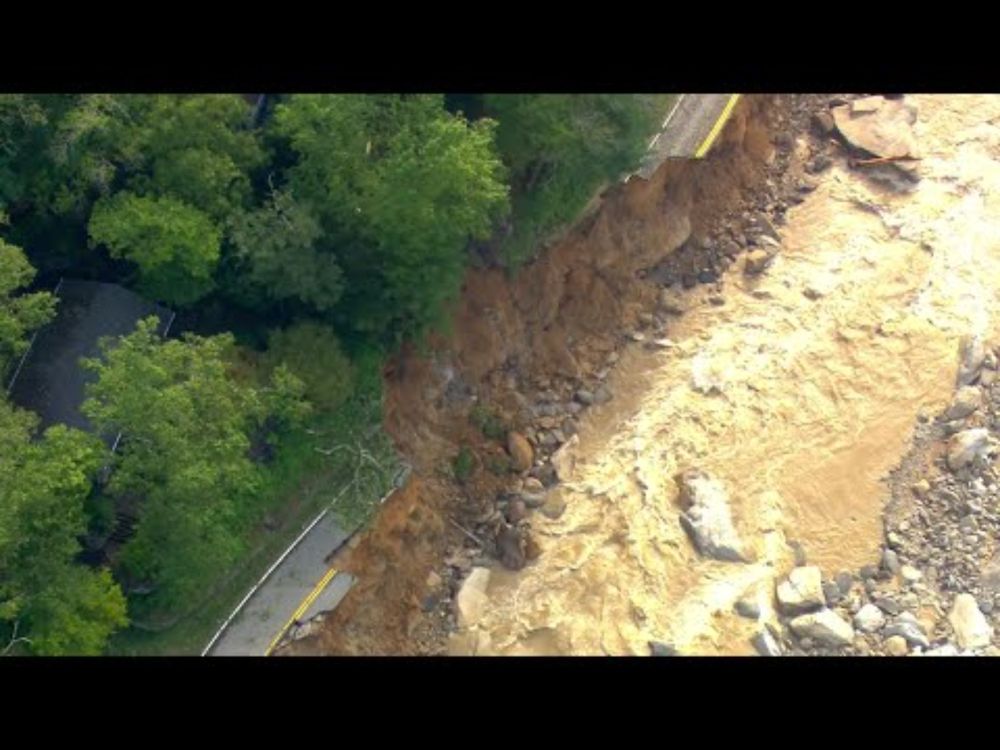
[
  {"xmin": 0, "ymin": 239, "xmax": 56, "ymax": 380},
  {"xmin": 227, "ymin": 188, "xmax": 343, "ymax": 312},
  {"xmin": 482, "ymin": 94, "xmax": 668, "ymax": 264},
  {"xmin": 127, "ymin": 95, "xmax": 265, "ymax": 223},
  {"xmin": 263, "ymin": 321, "xmax": 355, "ymax": 414},
  {"xmin": 272, "ymin": 94, "xmax": 509, "ymax": 343},
  {"xmin": 82, "ymin": 318, "xmax": 308, "ymax": 612},
  {"xmin": 0, "ymin": 401, "xmax": 127, "ymax": 655},
  {"xmin": 88, "ymin": 192, "xmax": 221, "ymax": 306}
]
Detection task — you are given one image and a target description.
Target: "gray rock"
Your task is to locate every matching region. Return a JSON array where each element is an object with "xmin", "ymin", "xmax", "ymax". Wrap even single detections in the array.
[
  {"xmin": 874, "ymin": 597, "xmax": 902, "ymax": 616},
  {"xmin": 957, "ymin": 335, "xmax": 986, "ymax": 386},
  {"xmin": 789, "ymin": 540, "xmax": 808, "ymax": 567},
  {"xmin": 883, "ymin": 548, "xmax": 901, "ymax": 575},
  {"xmin": 574, "ymin": 389, "xmax": 595, "ymax": 406},
  {"xmin": 522, "ymin": 477, "xmax": 544, "ymax": 493},
  {"xmin": 860, "ymin": 564, "xmax": 878, "ymax": 580},
  {"xmin": 944, "ymin": 386, "xmax": 982, "ymax": 420},
  {"xmin": 823, "ymin": 581, "xmax": 843, "ymax": 606},
  {"xmin": 949, "ymin": 593, "xmax": 993, "ymax": 650},
  {"xmin": 947, "ymin": 428, "xmax": 992, "ymax": 471},
  {"xmin": 735, "ymin": 597, "xmax": 761, "ymax": 620},
  {"xmin": 649, "ymin": 640, "xmax": 677, "ymax": 656},
  {"xmin": 812, "ymin": 110, "xmax": 836, "ymax": 135},
  {"xmin": 593, "ymin": 385, "xmax": 613, "ymax": 405},
  {"xmin": 836, "ymin": 571, "xmax": 854, "ymax": 594},
  {"xmin": 854, "ymin": 603, "xmax": 886, "ymax": 632},
  {"xmin": 520, "ymin": 491, "xmax": 547, "ymax": 509},
  {"xmin": 776, "ymin": 566, "xmax": 825, "ymax": 614},
  {"xmin": 751, "ymin": 629, "xmax": 783, "ymax": 656},
  {"xmin": 789, "ymin": 609, "xmax": 855, "ymax": 647},
  {"xmin": 884, "ymin": 613, "xmax": 930, "ymax": 648},
  {"xmin": 675, "ymin": 469, "xmax": 748, "ymax": 562}
]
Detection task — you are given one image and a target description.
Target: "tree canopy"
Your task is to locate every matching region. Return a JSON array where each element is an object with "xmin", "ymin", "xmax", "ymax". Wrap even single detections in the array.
[
  {"xmin": 0, "ymin": 239, "xmax": 55, "ymax": 380},
  {"xmin": 88, "ymin": 192, "xmax": 221, "ymax": 306},
  {"xmin": 272, "ymin": 94, "xmax": 509, "ymax": 342},
  {"xmin": 482, "ymin": 94, "xmax": 668, "ymax": 264},
  {"xmin": 0, "ymin": 400, "xmax": 127, "ymax": 655},
  {"xmin": 82, "ymin": 317, "xmax": 308, "ymax": 611}
]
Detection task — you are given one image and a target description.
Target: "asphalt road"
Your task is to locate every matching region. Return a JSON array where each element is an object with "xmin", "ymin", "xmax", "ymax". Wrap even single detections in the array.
[
  {"xmin": 634, "ymin": 94, "xmax": 741, "ymax": 179},
  {"xmin": 206, "ymin": 510, "xmax": 354, "ymax": 656}
]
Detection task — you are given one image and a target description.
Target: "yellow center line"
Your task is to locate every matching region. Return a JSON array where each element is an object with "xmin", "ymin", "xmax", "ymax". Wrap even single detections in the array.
[
  {"xmin": 264, "ymin": 567, "xmax": 338, "ymax": 656},
  {"xmin": 694, "ymin": 94, "xmax": 742, "ymax": 159}
]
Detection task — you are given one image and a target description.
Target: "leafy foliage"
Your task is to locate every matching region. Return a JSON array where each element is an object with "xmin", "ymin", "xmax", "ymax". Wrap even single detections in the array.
[
  {"xmin": 227, "ymin": 188, "xmax": 342, "ymax": 312},
  {"xmin": 0, "ymin": 400, "xmax": 126, "ymax": 655},
  {"xmin": 0, "ymin": 240, "xmax": 56, "ymax": 380},
  {"xmin": 88, "ymin": 192, "xmax": 221, "ymax": 306},
  {"xmin": 263, "ymin": 321, "xmax": 355, "ymax": 414},
  {"xmin": 483, "ymin": 94, "xmax": 668, "ymax": 264},
  {"xmin": 272, "ymin": 94, "xmax": 509, "ymax": 342},
  {"xmin": 81, "ymin": 317, "xmax": 308, "ymax": 612}
]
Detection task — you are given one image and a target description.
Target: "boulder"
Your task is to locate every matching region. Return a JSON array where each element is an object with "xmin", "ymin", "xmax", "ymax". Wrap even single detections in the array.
[
  {"xmin": 507, "ymin": 431, "xmax": 534, "ymax": 472},
  {"xmin": 751, "ymin": 628, "xmax": 783, "ymax": 657},
  {"xmin": 831, "ymin": 97, "xmax": 919, "ymax": 160},
  {"xmin": 789, "ymin": 609, "xmax": 855, "ymax": 647},
  {"xmin": 735, "ymin": 595, "xmax": 761, "ymax": 620},
  {"xmin": 675, "ymin": 469, "xmax": 748, "ymax": 562},
  {"xmin": 957, "ymin": 335, "xmax": 986, "ymax": 386},
  {"xmin": 744, "ymin": 249, "xmax": 773, "ymax": 276},
  {"xmin": 520, "ymin": 491, "xmax": 547, "ymax": 509},
  {"xmin": 884, "ymin": 613, "xmax": 930, "ymax": 648},
  {"xmin": 649, "ymin": 641, "xmax": 678, "ymax": 656},
  {"xmin": 456, "ymin": 567, "xmax": 491, "ymax": 628},
  {"xmin": 540, "ymin": 489, "xmax": 567, "ymax": 520},
  {"xmin": 497, "ymin": 526, "xmax": 527, "ymax": 571},
  {"xmin": 900, "ymin": 565, "xmax": 923, "ymax": 585},
  {"xmin": 949, "ymin": 593, "xmax": 993, "ymax": 650},
  {"xmin": 946, "ymin": 428, "xmax": 992, "ymax": 471},
  {"xmin": 854, "ymin": 603, "xmax": 886, "ymax": 632},
  {"xmin": 550, "ymin": 434, "xmax": 579, "ymax": 481},
  {"xmin": 658, "ymin": 289, "xmax": 685, "ymax": 316},
  {"xmin": 812, "ymin": 110, "xmax": 836, "ymax": 135},
  {"xmin": 944, "ymin": 385, "xmax": 982, "ymax": 421},
  {"xmin": 776, "ymin": 566, "xmax": 825, "ymax": 614},
  {"xmin": 884, "ymin": 635, "xmax": 909, "ymax": 656}
]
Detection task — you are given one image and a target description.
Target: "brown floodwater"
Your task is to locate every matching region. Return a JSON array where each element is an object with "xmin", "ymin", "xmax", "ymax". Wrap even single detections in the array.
[{"xmin": 453, "ymin": 95, "xmax": 1000, "ymax": 656}]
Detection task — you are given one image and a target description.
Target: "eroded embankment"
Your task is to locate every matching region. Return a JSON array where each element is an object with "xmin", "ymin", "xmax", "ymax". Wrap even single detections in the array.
[{"xmin": 290, "ymin": 95, "xmax": 1000, "ymax": 657}]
